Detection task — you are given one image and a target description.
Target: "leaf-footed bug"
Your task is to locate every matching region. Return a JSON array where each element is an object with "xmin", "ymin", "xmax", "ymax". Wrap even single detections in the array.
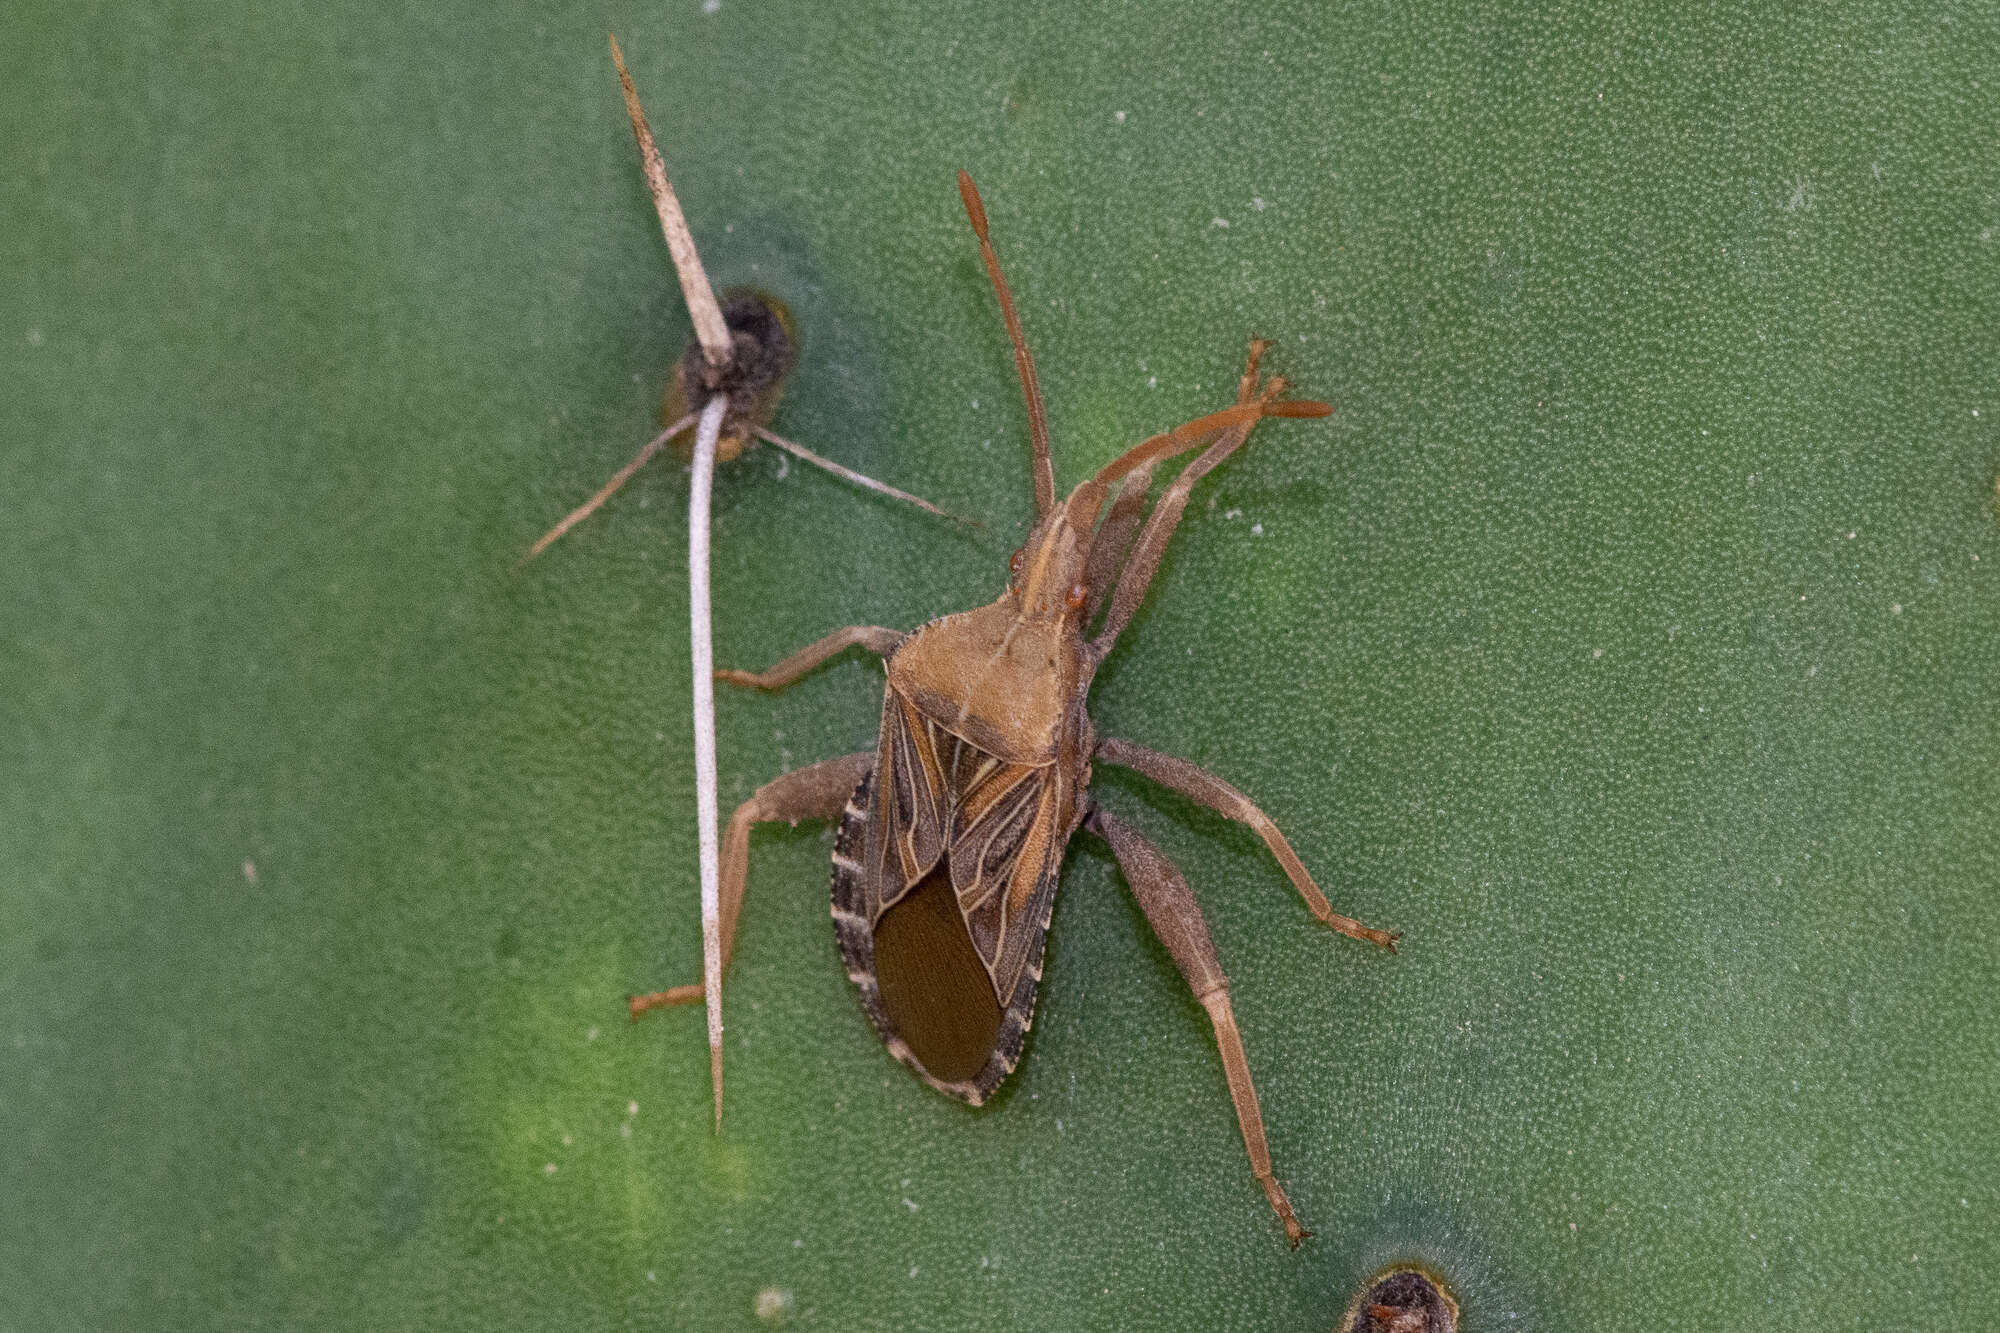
[{"xmin": 632, "ymin": 170, "xmax": 1400, "ymax": 1245}]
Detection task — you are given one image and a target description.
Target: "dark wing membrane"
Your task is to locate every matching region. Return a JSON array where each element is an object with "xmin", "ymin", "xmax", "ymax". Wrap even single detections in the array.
[{"xmin": 871, "ymin": 862, "xmax": 1003, "ymax": 1084}]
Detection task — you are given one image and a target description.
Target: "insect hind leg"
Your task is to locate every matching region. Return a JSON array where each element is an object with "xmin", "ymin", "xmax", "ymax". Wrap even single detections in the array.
[
  {"xmin": 1084, "ymin": 805, "xmax": 1312, "ymax": 1248},
  {"xmin": 629, "ymin": 750, "xmax": 874, "ymax": 1017}
]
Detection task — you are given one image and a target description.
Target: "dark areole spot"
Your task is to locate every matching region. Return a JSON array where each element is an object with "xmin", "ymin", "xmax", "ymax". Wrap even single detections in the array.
[{"xmin": 1336, "ymin": 1266, "xmax": 1458, "ymax": 1333}]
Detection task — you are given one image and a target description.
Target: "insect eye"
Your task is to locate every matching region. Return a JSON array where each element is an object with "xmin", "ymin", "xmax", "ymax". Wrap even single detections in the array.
[{"xmin": 1065, "ymin": 582, "xmax": 1087, "ymax": 611}]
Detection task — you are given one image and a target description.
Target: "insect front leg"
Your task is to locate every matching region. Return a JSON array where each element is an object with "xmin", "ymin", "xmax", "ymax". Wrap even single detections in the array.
[
  {"xmin": 1084, "ymin": 806, "xmax": 1312, "ymax": 1248},
  {"xmin": 1095, "ymin": 737, "xmax": 1399, "ymax": 951},
  {"xmin": 1081, "ymin": 462, "xmax": 1155, "ymax": 627},
  {"xmin": 630, "ymin": 751, "xmax": 874, "ymax": 1017},
  {"xmin": 1092, "ymin": 341, "xmax": 1287, "ymax": 656},
  {"xmin": 714, "ymin": 626, "xmax": 904, "ymax": 690}
]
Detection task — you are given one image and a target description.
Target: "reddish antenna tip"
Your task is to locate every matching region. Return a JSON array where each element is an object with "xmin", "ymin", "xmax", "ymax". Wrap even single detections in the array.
[
  {"xmin": 957, "ymin": 169, "xmax": 990, "ymax": 238},
  {"xmin": 1271, "ymin": 399, "xmax": 1334, "ymax": 418}
]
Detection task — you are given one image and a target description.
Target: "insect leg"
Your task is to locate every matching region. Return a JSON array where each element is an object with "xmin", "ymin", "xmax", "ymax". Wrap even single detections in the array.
[
  {"xmin": 1091, "ymin": 343, "xmax": 1289, "ymax": 656},
  {"xmin": 1085, "ymin": 806, "xmax": 1311, "ymax": 1247},
  {"xmin": 1081, "ymin": 462, "xmax": 1155, "ymax": 627},
  {"xmin": 630, "ymin": 750, "xmax": 875, "ymax": 1017},
  {"xmin": 1094, "ymin": 737, "xmax": 1400, "ymax": 952},
  {"xmin": 714, "ymin": 626, "xmax": 905, "ymax": 690}
]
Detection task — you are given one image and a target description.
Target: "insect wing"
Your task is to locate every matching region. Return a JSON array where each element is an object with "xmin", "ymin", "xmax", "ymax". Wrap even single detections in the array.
[
  {"xmin": 946, "ymin": 745, "xmax": 1062, "ymax": 1001},
  {"xmin": 834, "ymin": 684, "xmax": 1064, "ymax": 1100},
  {"xmin": 880, "ymin": 693, "xmax": 950, "ymax": 899}
]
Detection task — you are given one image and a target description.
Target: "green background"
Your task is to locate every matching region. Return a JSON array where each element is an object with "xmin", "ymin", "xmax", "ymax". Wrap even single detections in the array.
[{"xmin": 6, "ymin": 2, "xmax": 1997, "ymax": 1328}]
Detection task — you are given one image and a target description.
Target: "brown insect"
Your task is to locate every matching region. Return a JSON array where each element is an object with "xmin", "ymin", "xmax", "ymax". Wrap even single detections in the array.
[{"xmin": 632, "ymin": 171, "xmax": 1399, "ymax": 1245}]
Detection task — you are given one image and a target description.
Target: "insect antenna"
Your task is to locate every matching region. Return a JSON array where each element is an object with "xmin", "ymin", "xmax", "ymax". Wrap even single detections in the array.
[{"xmin": 957, "ymin": 170, "xmax": 1055, "ymax": 517}]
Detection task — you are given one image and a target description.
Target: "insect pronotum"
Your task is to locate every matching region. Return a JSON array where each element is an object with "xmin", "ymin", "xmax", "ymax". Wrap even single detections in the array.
[
  {"xmin": 632, "ymin": 170, "xmax": 1400, "ymax": 1245},
  {"xmin": 526, "ymin": 37, "xmax": 949, "ymax": 1132}
]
